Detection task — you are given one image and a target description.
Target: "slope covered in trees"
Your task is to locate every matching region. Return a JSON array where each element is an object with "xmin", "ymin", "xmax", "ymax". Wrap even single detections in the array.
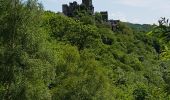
[
  {"xmin": 0, "ymin": 0, "xmax": 170, "ymax": 100},
  {"xmin": 124, "ymin": 22, "xmax": 155, "ymax": 33}
]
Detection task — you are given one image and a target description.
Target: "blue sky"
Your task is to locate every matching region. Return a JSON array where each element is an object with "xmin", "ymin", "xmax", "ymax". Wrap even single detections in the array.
[{"xmin": 39, "ymin": 0, "xmax": 170, "ymax": 24}]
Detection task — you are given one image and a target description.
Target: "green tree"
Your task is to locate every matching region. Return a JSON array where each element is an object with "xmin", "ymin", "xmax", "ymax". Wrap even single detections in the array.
[{"xmin": 0, "ymin": 0, "xmax": 55, "ymax": 99}]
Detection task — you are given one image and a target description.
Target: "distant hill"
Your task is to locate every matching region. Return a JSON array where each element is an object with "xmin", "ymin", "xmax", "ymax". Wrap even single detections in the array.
[{"xmin": 124, "ymin": 22, "xmax": 155, "ymax": 32}]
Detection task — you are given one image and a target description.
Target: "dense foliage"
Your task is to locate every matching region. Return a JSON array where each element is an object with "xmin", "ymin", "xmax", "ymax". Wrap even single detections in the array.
[{"xmin": 0, "ymin": 0, "xmax": 170, "ymax": 100}]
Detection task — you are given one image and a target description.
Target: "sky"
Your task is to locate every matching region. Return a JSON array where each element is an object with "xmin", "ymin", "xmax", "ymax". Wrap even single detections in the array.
[{"xmin": 39, "ymin": 0, "xmax": 170, "ymax": 24}]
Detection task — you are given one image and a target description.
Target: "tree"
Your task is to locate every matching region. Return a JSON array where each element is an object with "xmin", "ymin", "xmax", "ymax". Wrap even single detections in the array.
[{"xmin": 0, "ymin": 0, "xmax": 55, "ymax": 99}]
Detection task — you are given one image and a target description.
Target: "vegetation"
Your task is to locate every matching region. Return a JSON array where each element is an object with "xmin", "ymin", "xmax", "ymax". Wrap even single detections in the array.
[{"xmin": 0, "ymin": 0, "xmax": 170, "ymax": 100}]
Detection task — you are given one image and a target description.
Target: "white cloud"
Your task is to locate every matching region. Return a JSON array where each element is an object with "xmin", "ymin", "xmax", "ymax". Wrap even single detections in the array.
[
  {"xmin": 114, "ymin": 0, "xmax": 152, "ymax": 7},
  {"xmin": 114, "ymin": 0, "xmax": 170, "ymax": 12},
  {"xmin": 109, "ymin": 12, "xmax": 128, "ymax": 22},
  {"xmin": 131, "ymin": 18, "xmax": 141, "ymax": 24}
]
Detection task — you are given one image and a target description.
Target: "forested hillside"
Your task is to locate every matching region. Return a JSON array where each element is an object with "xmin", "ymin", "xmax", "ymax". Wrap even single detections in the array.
[
  {"xmin": 0, "ymin": 0, "xmax": 170, "ymax": 100},
  {"xmin": 124, "ymin": 22, "xmax": 155, "ymax": 33}
]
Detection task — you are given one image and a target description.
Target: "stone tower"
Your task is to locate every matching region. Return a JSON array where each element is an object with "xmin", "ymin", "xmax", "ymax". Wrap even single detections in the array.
[
  {"xmin": 62, "ymin": 1, "xmax": 79, "ymax": 17},
  {"xmin": 62, "ymin": 4, "xmax": 69, "ymax": 15},
  {"xmin": 100, "ymin": 11, "xmax": 108, "ymax": 22},
  {"xmin": 82, "ymin": 0, "xmax": 92, "ymax": 7},
  {"xmin": 82, "ymin": 0, "xmax": 94, "ymax": 14}
]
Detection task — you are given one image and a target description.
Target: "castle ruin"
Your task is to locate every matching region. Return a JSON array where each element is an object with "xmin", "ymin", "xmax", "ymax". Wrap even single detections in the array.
[
  {"xmin": 62, "ymin": 0, "xmax": 108, "ymax": 21},
  {"xmin": 62, "ymin": 0, "xmax": 94, "ymax": 17},
  {"xmin": 62, "ymin": 0, "xmax": 119, "ymax": 31}
]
